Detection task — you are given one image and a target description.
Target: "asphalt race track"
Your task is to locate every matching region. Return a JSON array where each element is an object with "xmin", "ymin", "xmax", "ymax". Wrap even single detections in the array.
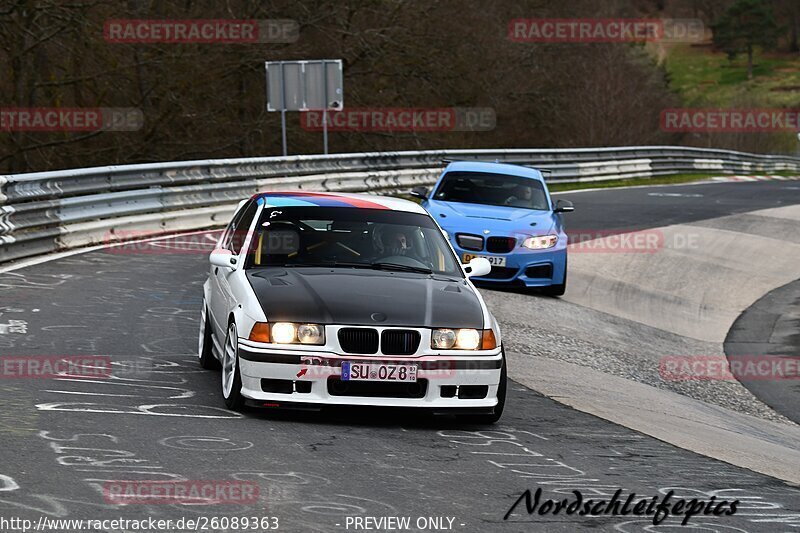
[
  {"xmin": 725, "ymin": 278, "xmax": 800, "ymax": 425},
  {"xmin": 553, "ymin": 179, "xmax": 800, "ymax": 232},
  {"xmin": 0, "ymin": 180, "xmax": 799, "ymax": 532},
  {"xmin": 554, "ymin": 180, "xmax": 800, "ymax": 426}
]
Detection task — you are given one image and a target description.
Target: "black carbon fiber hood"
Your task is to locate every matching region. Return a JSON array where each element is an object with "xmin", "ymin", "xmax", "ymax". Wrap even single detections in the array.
[{"xmin": 246, "ymin": 268, "xmax": 484, "ymax": 328}]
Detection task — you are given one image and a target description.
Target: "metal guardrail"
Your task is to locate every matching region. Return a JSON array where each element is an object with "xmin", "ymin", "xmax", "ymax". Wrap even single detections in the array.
[{"xmin": 2, "ymin": 146, "xmax": 799, "ymax": 264}]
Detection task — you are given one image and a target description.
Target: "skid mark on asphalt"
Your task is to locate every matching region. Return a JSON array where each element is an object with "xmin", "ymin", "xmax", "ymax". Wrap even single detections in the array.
[
  {"xmin": 0, "ymin": 229, "xmax": 799, "ymax": 531},
  {"xmin": 0, "ymin": 358, "xmax": 798, "ymax": 531},
  {"xmin": 30, "ymin": 354, "xmax": 241, "ymax": 419}
]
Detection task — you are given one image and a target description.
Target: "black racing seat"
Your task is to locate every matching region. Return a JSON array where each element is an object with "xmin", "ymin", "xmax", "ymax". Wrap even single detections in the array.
[{"xmin": 253, "ymin": 221, "xmax": 301, "ymax": 265}]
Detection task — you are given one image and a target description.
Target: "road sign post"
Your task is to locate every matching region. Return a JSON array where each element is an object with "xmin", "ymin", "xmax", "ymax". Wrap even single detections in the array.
[{"xmin": 265, "ymin": 59, "xmax": 344, "ymax": 156}]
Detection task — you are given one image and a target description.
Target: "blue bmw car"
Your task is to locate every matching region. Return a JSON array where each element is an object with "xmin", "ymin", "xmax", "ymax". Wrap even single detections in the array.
[{"xmin": 412, "ymin": 161, "xmax": 574, "ymax": 295}]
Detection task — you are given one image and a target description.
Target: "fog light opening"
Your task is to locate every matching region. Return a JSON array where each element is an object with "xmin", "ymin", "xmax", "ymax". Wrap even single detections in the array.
[{"xmin": 331, "ymin": 379, "xmax": 348, "ymax": 394}]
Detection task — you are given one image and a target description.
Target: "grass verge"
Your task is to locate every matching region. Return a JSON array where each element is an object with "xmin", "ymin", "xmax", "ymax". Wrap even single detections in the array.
[
  {"xmin": 394, "ymin": 171, "xmax": 798, "ymax": 200},
  {"xmin": 548, "ymin": 173, "xmax": 720, "ymax": 192}
]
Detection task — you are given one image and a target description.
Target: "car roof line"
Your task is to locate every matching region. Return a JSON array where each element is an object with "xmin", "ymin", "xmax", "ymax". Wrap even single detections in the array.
[
  {"xmin": 442, "ymin": 160, "xmax": 550, "ymax": 177},
  {"xmin": 443, "ymin": 158, "xmax": 549, "ymax": 169}
]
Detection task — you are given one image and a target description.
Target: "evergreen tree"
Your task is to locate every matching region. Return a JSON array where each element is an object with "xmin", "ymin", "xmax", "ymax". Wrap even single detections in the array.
[{"xmin": 712, "ymin": 0, "xmax": 781, "ymax": 79}]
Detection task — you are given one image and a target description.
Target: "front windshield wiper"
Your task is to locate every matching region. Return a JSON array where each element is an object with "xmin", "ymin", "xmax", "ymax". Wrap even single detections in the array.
[
  {"xmin": 290, "ymin": 261, "xmax": 373, "ymax": 269},
  {"xmin": 371, "ymin": 262, "xmax": 433, "ymax": 274},
  {"xmin": 259, "ymin": 260, "xmax": 433, "ymax": 275}
]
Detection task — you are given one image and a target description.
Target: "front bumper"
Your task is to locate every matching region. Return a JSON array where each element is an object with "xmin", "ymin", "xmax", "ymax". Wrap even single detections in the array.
[
  {"xmin": 237, "ymin": 341, "xmax": 503, "ymax": 409},
  {"xmin": 452, "ymin": 244, "xmax": 567, "ymax": 287}
]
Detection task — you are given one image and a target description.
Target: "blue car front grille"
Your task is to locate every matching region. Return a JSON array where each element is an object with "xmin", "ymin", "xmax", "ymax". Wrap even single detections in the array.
[
  {"xmin": 456, "ymin": 233, "xmax": 484, "ymax": 251},
  {"xmin": 486, "ymin": 236, "xmax": 516, "ymax": 253}
]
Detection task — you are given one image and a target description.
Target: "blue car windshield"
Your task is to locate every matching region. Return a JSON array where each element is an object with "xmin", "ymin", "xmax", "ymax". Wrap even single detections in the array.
[{"xmin": 433, "ymin": 171, "xmax": 550, "ymax": 210}]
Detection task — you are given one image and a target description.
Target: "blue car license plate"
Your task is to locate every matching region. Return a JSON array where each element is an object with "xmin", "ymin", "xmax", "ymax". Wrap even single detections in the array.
[{"xmin": 463, "ymin": 253, "xmax": 506, "ymax": 266}]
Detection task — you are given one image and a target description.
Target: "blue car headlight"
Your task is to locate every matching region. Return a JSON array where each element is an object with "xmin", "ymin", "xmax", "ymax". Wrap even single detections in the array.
[{"xmin": 521, "ymin": 235, "xmax": 558, "ymax": 250}]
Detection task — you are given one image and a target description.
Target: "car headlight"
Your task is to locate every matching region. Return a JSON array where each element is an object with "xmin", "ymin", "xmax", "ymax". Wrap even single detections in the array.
[
  {"xmin": 247, "ymin": 322, "xmax": 325, "ymax": 345},
  {"xmin": 431, "ymin": 328, "xmax": 497, "ymax": 350},
  {"xmin": 271, "ymin": 322, "xmax": 297, "ymax": 344},
  {"xmin": 297, "ymin": 324, "xmax": 325, "ymax": 344},
  {"xmin": 456, "ymin": 329, "xmax": 481, "ymax": 350},
  {"xmin": 432, "ymin": 329, "xmax": 457, "ymax": 349},
  {"xmin": 522, "ymin": 234, "xmax": 558, "ymax": 249}
]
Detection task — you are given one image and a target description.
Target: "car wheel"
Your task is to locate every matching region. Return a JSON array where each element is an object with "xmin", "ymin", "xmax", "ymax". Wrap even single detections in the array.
[
  {"xmin": 198, "ymin": 305, "xmax": 220, "ymax": 370},
  {"xmin": 542, "ymin": 257, "xmax": 567, "ymax": 297},
  {"xmin": 458, "ymin": 347, "xmax": 507, "ymax": 424},
  {"xmin": 221, "ymin": 322, "xmax": 244, "ymax": 410}
]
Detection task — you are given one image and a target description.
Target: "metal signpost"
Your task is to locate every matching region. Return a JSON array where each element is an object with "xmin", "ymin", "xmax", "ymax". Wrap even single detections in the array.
[{"xmin": 265, "ymin": 59, "xmax": 344, "ymax": 156}]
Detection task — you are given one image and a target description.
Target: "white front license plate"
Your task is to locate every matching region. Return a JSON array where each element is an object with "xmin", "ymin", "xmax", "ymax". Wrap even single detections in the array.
[
  {"xmin": 341, "ymin": 362, "xmax": 417, "ymax": 382},
  {"xmin": 463, "ymin": 253, "xmax": 506, "ymax": 267}
]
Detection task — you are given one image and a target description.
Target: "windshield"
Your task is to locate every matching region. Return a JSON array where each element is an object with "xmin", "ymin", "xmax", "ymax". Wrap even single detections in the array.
[
  {"xmin": 433, "ymin": 171, "xmax": 550, "ymax": 210},
  {"xmin": 245, "ymin": 206, "xmax": 461, "ymax": 277}
]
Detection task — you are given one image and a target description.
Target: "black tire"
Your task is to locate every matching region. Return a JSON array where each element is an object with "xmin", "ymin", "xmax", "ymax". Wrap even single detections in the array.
[
  {"xmin": 221, "ymin": 322, "xmax": 245, "ymax": 411},
  {"xmin": 198, "ymin": 305, "xmax": 220, "ymax": 370},
  {"xmin": 458, "ymin": 347, "xmax": 507, "ymax": 424},
  {"xmin": 541, "ymin": 257, "xmax": 567, "ymax": 297}
]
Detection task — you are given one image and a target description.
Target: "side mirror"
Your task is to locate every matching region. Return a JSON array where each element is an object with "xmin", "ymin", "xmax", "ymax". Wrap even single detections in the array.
[
  {"xmin": 553, "ymin": 199, "xmax": 574, "ymax": 213},
  {"xmin": 210, "ymin": 249, "xmax": 237, "ymax": 269},
  {"xmin": 463, "ymin": 257, "xmax": 491, "ymax": 278},
  {"xmin": 410, "ymin": 187, "xmax": 429, "ymax": 200}
]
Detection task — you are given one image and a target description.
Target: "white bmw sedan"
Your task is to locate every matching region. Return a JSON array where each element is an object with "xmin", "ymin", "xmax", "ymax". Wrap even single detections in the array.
[{"xmin": 199, "ymin": 191, "xmax": 506, "ymax": 423}]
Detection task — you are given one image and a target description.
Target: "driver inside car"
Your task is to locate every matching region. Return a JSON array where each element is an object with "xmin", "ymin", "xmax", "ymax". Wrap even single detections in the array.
[
  {"xmin": 504, "ymin": 184, "xmax": 533, "ymax": 207},
  {"xmin": 372, "ymin": 225, "xmax": 426, "ymax": 265},
  {"xmin": 387, "ymin": 230, "xmax": 411, "ymax": 256}
]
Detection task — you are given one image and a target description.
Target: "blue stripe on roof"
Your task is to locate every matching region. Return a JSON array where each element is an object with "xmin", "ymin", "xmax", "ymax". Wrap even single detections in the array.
[
  {"xmin": 260, "ymin": 195, "xmax": 363, "ymax": 208},
  {"xmin": 260, "ymin": 198, "xmax": 319, "ymax": 207}
]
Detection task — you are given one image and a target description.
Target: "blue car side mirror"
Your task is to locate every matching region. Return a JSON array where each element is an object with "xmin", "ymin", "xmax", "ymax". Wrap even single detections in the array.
[
  {"xmin": 553, "ymin": 199, "xmax": 574, "ymax": 213},
  {"xmin": 410, "ymin": 187, "xmax": 429, "ymax": 200}
]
